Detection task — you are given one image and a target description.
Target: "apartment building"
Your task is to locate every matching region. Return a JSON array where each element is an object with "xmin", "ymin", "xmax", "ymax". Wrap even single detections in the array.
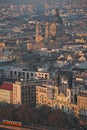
[
  {"xmin": 77, "ymin": 90, "xmax": 87, "ymax": 116},
  {"xmin": 0, "ymin": 82, "xmax": 13, "ymax": 104},
  {"xmin": 4, "ymin": 67, "xmax": 35, "ymax": 81},
  {"xmin": 13, "ymin": 81, "xmax": 48, "ymax": 106},
  {"xmin": 4, "ymin": 66, "xmax": 49, "ymax": 81},
  {"xmin": 36, "ymin": 86, "xmax": 47, "ymax": 107}
]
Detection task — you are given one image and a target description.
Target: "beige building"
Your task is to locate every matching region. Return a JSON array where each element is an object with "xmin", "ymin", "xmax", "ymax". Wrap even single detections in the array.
[
  {"xmin": 36, "ymin": 84, "xmax": 59, "ymax": 107},
  {"xmin": 67, "ymin": 87, "xmax": 81, "ymax": 104},
  {"xmin": 13, "ymin": 80, "xmax": 59, "ymax": 107},
  {"xmin": 13, "ymin": 81, "xmax": 22, "ymax": 105},
  {"xmin": 35, "ymin": 71, "xmax": 49, "ymax": 80},
  {"xmin": 13, "ymin": 81, "xmax": 48, "ymax": 106},
  {"xmin": 13, "ymin": 81, "xmax": 35, "ymax": 105},
  {"xmin": 36, "ymin": 21, "xmax": 44, "ymax": 42},
  {"xmin": 77, "ymin": 90, "xmax": 87, "ymax": 116},
  {"xmin": 56, "ymin": 92, "xmax": 73, "ymax": 113},
  {"xmin": 36, "ymin": 86, "xmax": 47, "ymax": 107},
  {"xmin": 47, "ymin": 91, "xmax": 75, "ymax": 114},
  {"xmin": 0, "ymin": 82, "xmax": 13, "ymax": 104},
  {"xmin": 0, "ymin": 81, "xmax": 75, "ymax": 115}
]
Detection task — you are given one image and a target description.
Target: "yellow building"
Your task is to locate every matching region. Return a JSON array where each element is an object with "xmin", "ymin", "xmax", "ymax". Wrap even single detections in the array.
[
  {"xmin": 13, "ymin": 81, "xmax": 48, "ymax": 106},
  {"xmin": 36, "ymin": 86, "xmax": 47, "ymax": 107},
  {"xmin": 47, "ymin": 92, "xmax": 74, "ymax": 114},
  {"xmin": 13, "ymin": 81, "xmax": 22, "ymax": 105},
  {"xmin": 0, "ymin": 82, "xmax": 13, "ymax": 104}
]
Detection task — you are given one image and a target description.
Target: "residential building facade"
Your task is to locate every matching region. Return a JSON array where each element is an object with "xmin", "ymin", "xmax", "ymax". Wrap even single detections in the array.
[{"xmin": 0, "ymin": 82, "xmax": 13, "ymax": 104}]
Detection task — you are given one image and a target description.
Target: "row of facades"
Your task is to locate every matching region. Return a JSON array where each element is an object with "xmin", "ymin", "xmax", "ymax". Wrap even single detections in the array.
[
  {"xmin": 0, "ymin": 65, "xmax": 87, "ymax": 125},
  {"xmin": 0, "ymin": 80, "xmax": 87, "ymax": 117}
]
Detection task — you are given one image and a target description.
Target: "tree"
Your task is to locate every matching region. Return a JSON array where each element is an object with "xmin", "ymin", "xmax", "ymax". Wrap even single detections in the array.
[
  {"xmin": 17, "ymin": 103, "xmax": 37, "ymax": 125},
  {"xmin": 48, "ymin": 109, "xmax": 69, "ymax": 127},
  {"xmin": 0, "ymin": 104, "xmax": 15, "ymax": 121},
  {"xmin": 37, "ymin": 105, "xmax": 51, "ymax": 125}
]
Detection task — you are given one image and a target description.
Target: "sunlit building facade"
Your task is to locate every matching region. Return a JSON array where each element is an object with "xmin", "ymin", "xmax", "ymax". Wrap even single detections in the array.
[{"xmin": 0, "ymin": 82, "xmax": 13, "ymax": 104}]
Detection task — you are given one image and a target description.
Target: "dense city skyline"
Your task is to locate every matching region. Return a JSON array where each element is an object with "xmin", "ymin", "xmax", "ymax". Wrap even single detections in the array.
[{"xmin": 0, "ymin": 0, "xmax": 87, "ymax": 129}]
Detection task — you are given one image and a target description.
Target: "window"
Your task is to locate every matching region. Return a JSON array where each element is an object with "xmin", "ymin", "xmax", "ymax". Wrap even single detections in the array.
[
  {"xmin": 31, "ymin": 73, "xmax": 33, "ymax": 77},
  {"xmin": 45, "ymin": 74, "xmax": 48, "ymax": 79},
  {"xmin": 62, "ymin": 106, "xmax": 64, "ymax": 110},
  {"xmin": 10, "ymin": 71, "xmax": 13, "ymax": 77},
  {"xmin": 23, "ymin": 72, "xmax": 25, "ymax": 76},
  {"xmin": 26, "ymin": 73, "xmax": 29, "ymax": 79},
  {"xmin": 14, "ymin": 71, "xmax": 17, "ymax": 75},
  {"xmin": 18, "ymin": 72, "xmax": 21, "ymax": 78}
]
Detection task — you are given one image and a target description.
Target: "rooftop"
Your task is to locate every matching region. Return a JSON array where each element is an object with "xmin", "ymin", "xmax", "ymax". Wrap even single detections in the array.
[
  {"xmin": 0, "ymin": 82, "xmax": 13, "ymax": 91},
  {"xmin": 75, "ymin": 61, "xmax": 87, "ymax": 69}
]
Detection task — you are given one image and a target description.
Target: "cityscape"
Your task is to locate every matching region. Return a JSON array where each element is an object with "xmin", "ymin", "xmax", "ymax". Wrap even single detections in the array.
[{"xmin": 0, "ymin": 0, "xmax": 87, "ymax": 129}]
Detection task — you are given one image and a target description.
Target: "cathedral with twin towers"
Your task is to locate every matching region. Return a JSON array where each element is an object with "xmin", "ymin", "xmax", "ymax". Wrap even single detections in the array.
[{"xmin": 36, "ymin": 8, "xmax": 65, "ymax": 48}]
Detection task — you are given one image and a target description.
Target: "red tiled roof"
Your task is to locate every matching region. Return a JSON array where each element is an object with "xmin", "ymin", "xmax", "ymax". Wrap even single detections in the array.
[{"xmin": 0, "ymin": 82, "xmax": 13, "ymax": 91}]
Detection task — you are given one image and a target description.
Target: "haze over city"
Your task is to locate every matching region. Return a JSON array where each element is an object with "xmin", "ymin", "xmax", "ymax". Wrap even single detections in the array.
[{"xmin": 0, "ymin": 0, "xmax": 87, "ymax": 130}]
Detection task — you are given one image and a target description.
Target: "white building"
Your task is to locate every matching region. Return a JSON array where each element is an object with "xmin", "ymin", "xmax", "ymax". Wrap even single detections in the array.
[{"xmin": 4, "ymin": 66, "xmax": 50, "ymax": 81}]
